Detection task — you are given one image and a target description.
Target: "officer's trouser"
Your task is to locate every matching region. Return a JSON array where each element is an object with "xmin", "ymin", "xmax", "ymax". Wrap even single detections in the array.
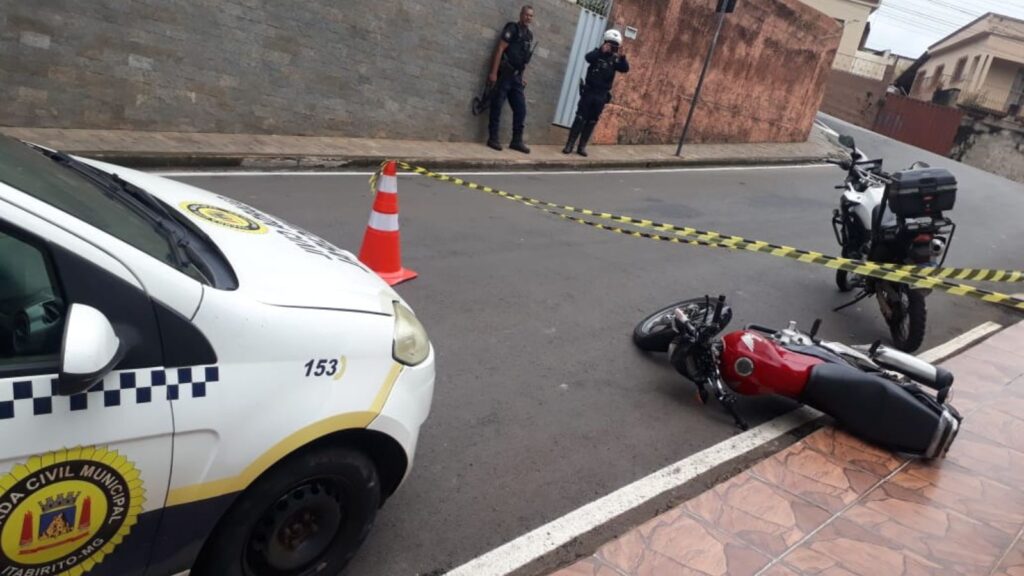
[
  {"xmin": 488, "ymin": 72, "xmax": 527, "ymax": 143},
  {"xmin": 565, "ymin": 90, "xmax": 609, "ymax": 150}
]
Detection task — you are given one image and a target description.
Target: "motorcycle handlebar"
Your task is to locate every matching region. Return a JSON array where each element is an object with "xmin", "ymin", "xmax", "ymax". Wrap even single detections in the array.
[{"xmin": 712, "ymin": 295, "xmax": 726, "ymax": 325}]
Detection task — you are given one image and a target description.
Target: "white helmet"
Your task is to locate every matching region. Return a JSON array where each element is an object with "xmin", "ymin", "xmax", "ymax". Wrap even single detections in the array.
[{"xmin": 603, "ymin": 29, "xmax": 622, "ymax": 45}]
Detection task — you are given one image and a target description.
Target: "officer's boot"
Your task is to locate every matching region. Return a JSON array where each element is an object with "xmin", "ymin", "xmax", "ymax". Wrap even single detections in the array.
[
  {"xmin": 576, "ymin": 121, "xmax": 597, "ymax": 157},
  {"xmin": 563, "ymin": 117, "xmax": 583, "ymax": 154},
  {"xmin": 486, "ymin": 129, "xmax": 502, "ymax": 151},
  {"xmin": 510, "ymin": 131, "xmax": 531, "ymax": 154}
]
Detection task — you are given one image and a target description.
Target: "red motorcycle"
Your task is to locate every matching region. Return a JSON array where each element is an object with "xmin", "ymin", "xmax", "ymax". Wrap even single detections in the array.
[{"xmin": 634, "ymin": 295, "xmax": 962, "ymax": 459}]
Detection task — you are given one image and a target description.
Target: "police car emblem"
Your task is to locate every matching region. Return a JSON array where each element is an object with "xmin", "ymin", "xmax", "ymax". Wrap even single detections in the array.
[
  {"xmin": 181, "ymin": 202, "xmax": 267, "ymax": 233},
  {"xmin": 0, "ymin": 447, "xmax": 144, "ymax": 576}
]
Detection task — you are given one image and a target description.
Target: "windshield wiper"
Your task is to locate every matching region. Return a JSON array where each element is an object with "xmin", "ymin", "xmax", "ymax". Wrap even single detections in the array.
[{"xmin": 32, "ymin": 146, "xmax": 211, "ymax": 281}]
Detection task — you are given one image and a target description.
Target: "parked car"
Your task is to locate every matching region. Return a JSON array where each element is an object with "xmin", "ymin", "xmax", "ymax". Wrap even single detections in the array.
[{"xmin": 0, "ymin": 134, "xmax": 435, "ymax": 576}]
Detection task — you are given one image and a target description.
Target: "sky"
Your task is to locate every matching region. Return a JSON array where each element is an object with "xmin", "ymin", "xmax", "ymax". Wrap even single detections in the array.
[{"xmin": 864, "ymin": 0, "xmax": 1024, "ymax": 58}]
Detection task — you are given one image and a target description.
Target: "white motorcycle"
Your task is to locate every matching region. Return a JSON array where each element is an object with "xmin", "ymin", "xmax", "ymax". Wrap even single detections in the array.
[{"xmin": 829, "ymin": 134, "xmax": 958, "ymax": 352}]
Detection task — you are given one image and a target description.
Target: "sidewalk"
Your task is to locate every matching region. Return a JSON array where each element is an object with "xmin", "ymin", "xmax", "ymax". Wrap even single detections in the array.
[
  {"xmin": 0, "ymin": 126, "xmax": 843, "ymax": 171},
  {"xmin": 550, "ymin": 320, "xmax": 1024, "ymax": 576}
]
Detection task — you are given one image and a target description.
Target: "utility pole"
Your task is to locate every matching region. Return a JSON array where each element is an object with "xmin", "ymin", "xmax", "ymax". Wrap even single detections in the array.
[{"xmin": 676, "ymin": 0, "xmax": 737, "ymax": 156}]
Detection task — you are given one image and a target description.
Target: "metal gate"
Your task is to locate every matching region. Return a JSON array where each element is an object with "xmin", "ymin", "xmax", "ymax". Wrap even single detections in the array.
[
  {"xmin": 553, "ymin": 0, "xmax": 613, "ymax": 127},
  {"xmin": 872, "ymin": 94, "xmax": 964, "ymax": 156}
]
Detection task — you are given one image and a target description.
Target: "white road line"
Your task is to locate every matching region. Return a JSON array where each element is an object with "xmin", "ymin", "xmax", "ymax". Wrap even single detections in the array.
[
  {"xmin": 444, "ymin": 321, "xmax": 1002, "ymax": 576},
  {"xmin": 444, "ymin": 406, "xmax": 823, "ymax": 576},
  {"xmin": 917, "ymin": 321, "xmax": 1002, "ymax": 364},
  {"xmin": 153, "ymin": 164, "xmax": 831, "ymax": 178}
]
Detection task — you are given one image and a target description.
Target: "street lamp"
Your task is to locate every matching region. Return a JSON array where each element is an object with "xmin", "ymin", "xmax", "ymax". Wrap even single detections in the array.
[{"xmin": 676, "ymin": 0, "xmax": 737, "ymax": 156}]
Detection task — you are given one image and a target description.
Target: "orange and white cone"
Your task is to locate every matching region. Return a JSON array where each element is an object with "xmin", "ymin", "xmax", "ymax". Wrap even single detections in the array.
[{"xmin": 359, "ymin": 161, "xmax": 417, "ymax": 286}]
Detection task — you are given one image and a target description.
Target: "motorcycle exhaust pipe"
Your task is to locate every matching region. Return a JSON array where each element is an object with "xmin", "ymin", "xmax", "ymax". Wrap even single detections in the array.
[{"xmin": 867, "ymin": 344, "xmax": 954, "ymax": 397}]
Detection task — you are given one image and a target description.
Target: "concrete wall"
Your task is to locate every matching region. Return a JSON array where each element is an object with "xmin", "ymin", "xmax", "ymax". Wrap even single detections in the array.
[
  {"xmin": 0, "ymin": 0, "xmax": 578, "ymax": 144},
  {"xmin": 820, "ymin": 67, "xmax": 890, "ymax": 128},
  {"xmin": 592, "ymin": 0, "xmax": 841, "ymax": 145},
  {"xmin": 832, "ymin": 50, "xmax": 890, "ymax": 80},
  {"xmin": 953, "ymin": 117, "xmax": 1024, "ymax": 184}
]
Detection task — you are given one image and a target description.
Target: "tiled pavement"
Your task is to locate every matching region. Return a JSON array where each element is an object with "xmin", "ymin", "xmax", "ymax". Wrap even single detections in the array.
[{"xmin": 551, "ymin": 320, "xmax": 1024, "ymax": 576}]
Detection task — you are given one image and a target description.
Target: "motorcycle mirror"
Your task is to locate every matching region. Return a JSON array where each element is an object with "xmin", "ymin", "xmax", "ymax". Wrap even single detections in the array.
[{"xmin": 839, "ymin": 134, "xmax": 856, "ymax": 149}]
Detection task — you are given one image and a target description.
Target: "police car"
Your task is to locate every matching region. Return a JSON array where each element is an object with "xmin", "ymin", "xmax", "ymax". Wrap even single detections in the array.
[{"xmin": 0, "ymin": 134, "xmax": 435, "ymax": 576}]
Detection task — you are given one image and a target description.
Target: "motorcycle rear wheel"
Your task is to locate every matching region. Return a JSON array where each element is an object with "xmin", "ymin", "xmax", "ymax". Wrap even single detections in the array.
[
  {"xmin": 887, "ymin": 286, "xmax": 927, "ymax": 352},
  {"xmin": 633, "ymin": 297, "xmax": 732, "ymax": 352}
]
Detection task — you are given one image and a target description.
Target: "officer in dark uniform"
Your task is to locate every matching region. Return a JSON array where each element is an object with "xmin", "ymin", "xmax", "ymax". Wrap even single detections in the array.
[
  {"xmin": 487, "ymin": 5, "xmax": 534, "ymax": 154},
  {"xmin": 563, "ymin": 29, "xmax": 629, "ymax": 157}
]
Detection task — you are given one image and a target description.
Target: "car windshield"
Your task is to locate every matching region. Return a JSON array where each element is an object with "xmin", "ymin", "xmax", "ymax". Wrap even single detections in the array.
[{"xmin": 0, "ymin": 135, "xmax": 207, "ymax": 283}]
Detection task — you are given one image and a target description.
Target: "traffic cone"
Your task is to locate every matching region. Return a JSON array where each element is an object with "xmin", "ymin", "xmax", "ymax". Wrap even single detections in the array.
[{"xmin": 359, "ymin": 161, "xmax": 418, "ymax": 285}]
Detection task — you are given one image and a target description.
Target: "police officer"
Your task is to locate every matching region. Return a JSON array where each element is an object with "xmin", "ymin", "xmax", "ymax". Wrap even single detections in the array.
[
  {"xmin": 487, "ymin": 5, "xmax": 534, "ymax": 154},
  {"xmin": 563, "ymin": 30, "xmax": 629, "ymax": 157}
]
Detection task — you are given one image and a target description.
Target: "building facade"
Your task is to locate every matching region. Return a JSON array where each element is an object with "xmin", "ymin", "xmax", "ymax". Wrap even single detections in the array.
[
  {"xmin": 795, "ymin": 0, "xmax": 882, "ymax": 76},
  {"xmin": 909, "ymin": 13, "xmax": 1024, "ymax": 118}
]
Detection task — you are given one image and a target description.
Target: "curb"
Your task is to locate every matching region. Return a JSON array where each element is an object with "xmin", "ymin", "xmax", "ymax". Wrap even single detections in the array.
[{"xmin": 68, "ymin": 151, "xmax": 838, "ymax": 172}]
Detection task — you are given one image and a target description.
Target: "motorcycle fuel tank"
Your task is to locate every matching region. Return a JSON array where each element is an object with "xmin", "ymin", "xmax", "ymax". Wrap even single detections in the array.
[{"xmin": 720, "ymin": 330, "xmax": 824, "ymax": 397}]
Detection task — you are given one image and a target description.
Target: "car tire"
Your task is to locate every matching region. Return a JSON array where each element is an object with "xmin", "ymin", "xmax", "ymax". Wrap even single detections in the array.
[{"xmin": 190, "ymin": 446, "xmax": 380, "ymax": 576}]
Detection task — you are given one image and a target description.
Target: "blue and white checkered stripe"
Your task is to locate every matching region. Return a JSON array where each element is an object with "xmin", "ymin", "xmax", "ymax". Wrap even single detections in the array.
[{"xmin": 0, "ymin": 365, "xmax": 219, "ymax": 420}]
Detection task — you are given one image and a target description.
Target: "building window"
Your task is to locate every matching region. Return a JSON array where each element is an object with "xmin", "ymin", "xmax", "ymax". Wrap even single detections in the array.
[
  {"xmin": 953, "ymin": 57, "xmax": 968, "ymax": 81},
  {"xmin": 914, "ymin": 70, "xmax": 927, "ymax": 95},
  {"xmin": 932, "ymin": 65, "xmax": 946, "ymax": 88}
]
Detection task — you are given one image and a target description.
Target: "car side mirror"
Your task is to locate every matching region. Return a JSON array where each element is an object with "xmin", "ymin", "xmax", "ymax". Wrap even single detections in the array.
[
  {"xmin": 839, "ymin": 134, "xmax": 856, "ymax": 149},
  {"xmin": 58, "ymin": 304, "xmax": 124, "ymax": 396}
]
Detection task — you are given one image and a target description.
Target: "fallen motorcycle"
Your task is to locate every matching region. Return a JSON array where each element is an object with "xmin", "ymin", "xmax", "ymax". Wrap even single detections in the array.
[{"xmin": 634, "ymin": 295, "xmax": 962, "ymax": 459}]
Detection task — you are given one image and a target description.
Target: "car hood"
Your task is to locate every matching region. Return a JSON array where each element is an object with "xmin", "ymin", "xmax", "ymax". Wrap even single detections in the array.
[{"xmin": 79, "ymin": 159, "xmax": 400, "ymax": 316}]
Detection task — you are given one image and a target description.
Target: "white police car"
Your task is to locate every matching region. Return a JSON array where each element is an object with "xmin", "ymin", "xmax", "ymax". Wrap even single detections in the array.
[{"xmin": 0, "ymin": 134, "xmax": 435, "ymax": 576}]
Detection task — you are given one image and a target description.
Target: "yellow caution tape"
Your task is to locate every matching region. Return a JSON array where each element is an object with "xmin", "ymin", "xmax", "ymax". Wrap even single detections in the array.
[{"xmin": 370, "ymin": 162, "xmax": 1024, "ymax": 312}]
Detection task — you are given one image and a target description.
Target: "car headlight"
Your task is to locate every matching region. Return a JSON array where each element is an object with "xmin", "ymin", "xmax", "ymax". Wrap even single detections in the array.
[{"xmin": 393, "ymin": 301, "xmax": 430, "ymax": 366}]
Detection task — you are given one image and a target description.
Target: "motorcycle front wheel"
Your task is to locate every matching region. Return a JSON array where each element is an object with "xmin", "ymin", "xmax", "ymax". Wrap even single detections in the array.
[
  {"xmin": 836, "ymin": 269, "xmax": 854, "ymax": 292},
  {"xmin": 885, "ymin": 285, "xmax": 927, "ymax": 352},
  {"xmin": 633, "ymin": 297, "xmax": 733, "ymax": 352}
]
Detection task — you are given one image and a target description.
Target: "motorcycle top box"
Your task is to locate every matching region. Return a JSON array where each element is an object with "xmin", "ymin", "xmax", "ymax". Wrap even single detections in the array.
[{"xmin": 886, "ymin": 167, "xmax": 958, "ymax": 218}]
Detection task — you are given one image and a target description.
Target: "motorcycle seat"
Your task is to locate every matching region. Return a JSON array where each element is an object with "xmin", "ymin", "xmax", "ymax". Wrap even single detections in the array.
[{"xmin": 802, "ymin": 363, "xmax": 951, "ymax": 456}]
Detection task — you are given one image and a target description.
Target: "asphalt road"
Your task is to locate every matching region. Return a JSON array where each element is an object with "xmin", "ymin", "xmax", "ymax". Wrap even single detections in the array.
[{"xmin": 170, "ymin": 120, "xmax": 1024, "ymax": 576}]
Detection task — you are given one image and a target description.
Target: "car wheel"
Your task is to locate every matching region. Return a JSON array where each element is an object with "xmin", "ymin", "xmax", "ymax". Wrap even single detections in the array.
[{"xmin": 191, "ymin": 446, "xmax": 380, "ymax": 576}]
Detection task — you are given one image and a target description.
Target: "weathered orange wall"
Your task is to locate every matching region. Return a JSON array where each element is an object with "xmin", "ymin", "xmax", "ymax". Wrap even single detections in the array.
[{"xmin": 594, "ymin": 0, "xmax": 841, "ymax": 145}]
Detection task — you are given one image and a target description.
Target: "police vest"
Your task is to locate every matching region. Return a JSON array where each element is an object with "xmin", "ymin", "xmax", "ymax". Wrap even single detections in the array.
[{"xmin": 501, "ymin": 23, "xmax": 533, "ymax": 72}]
